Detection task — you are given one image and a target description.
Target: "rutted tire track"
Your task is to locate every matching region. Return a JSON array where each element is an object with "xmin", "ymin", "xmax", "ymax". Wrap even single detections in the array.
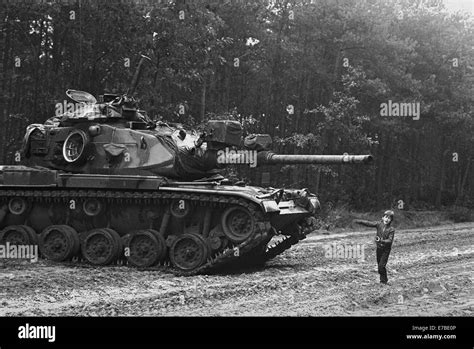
[{"xmin": 0, "ymin": 223, "xmax": 473, "ymax": 316}]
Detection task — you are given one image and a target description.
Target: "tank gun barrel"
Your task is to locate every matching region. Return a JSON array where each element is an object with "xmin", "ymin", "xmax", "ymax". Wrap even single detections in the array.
[{"xmin": 257, "ymin": 152, "xmax": 373, "ymax": 165}]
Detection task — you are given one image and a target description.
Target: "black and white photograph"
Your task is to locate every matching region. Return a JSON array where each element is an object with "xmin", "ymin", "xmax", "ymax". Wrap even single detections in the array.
[{"xmin": 0, "ymin": 0, "xmax": 472, "ymax": 346}]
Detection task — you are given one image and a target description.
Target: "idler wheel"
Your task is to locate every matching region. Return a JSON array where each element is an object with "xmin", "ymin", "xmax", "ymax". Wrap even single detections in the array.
[
  {"xmin": 81, "ymin": 228, "xmax": 122, "ymax": 265},
  {"xmin": 0, "ymin": 225, "xmax": 37, "ymax": 246},
  {"xmin": 39, "ymin": 225, "xmax": 80, "ymax": 261},
  {"xmin": 169, "ymin": 233, "xmax": 210, "ymax": 271},
  {"xmin": 8, "ymin": 198, "xmax": 28, "ymax": 215},
  {"xmin": 221, "ymin": 206, "xmax": 255, "ymax": 243},
  {"xmin": 126, "ymin": 229, "xmax": 167, "ymax": 268}
]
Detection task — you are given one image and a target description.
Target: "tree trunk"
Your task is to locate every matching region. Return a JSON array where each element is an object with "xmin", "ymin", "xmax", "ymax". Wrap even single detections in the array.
[
  {"xmin": 376, "ymin": 133, "xmax": 389, "ymax": 209},
  {"xmin": 200, "ymin": 76, "xmax": 207, "ymax": 121},
  {"xmin": 1, "ymin": 12, "xmax": 12, "ymax": 163},
  {"xmin": 225, "ymin": 65, "xmax": 230, "ymax": 111},
  {"xmin": 456, "ymin": 158, "xmax": 471, "ymax": 206},
  {"xmin": 315, "ymin": 168, "xmax": 321, "ymax": 195},
  {"xmin": 436, "ymin": 148, "xmax": 449, "ymax": 208}
]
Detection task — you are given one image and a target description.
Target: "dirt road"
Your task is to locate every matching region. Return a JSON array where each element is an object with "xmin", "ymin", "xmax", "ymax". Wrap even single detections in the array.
[{"xmin": 1, "ymin": 223, "xmax": 472, "ymax": 316}]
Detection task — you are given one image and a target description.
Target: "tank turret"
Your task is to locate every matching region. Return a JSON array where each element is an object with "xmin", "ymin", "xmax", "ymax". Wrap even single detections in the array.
[{"xmin": 22, "ymin": 112, "xmax": 372, "ymax": 180}]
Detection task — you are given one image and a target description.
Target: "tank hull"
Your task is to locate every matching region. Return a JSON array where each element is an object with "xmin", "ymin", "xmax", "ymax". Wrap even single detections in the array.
[{"xmin": 0, "ymin": 166, "xmax": 317, "ymax": 273}]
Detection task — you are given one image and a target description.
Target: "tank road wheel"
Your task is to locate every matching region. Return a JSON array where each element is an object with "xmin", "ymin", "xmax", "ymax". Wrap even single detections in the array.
[
  {"xmin": 169, "ymin": 233, "xmax": 210, "ymax": 271},
  {"xmin": 104, "ymin": 228, "xmax": 124, "ymax": 261},
  {"xmin": 0, "ymin": 225, "xmax": 37, "ymax": 246},
  {"xmin": 81, "ymin": 228, "xmax": 122, "ymax": 265},
  {"xmin": 126, "ymin": 229, "xmax": 167, "ymax": 268},
  {"xmin": 8, "ymin": 198, "xmax": 28, "ymax": 215},
  {"xmin": 39, "ymin": 225, "xmax": 80, "ymax": 262},
  {"xmin": 221, "ymin": 206, "xmax": 256, "ymax": 243},
  {"xmin": 22, "ymin": 226, "xmax": 38, "ymax": 245},
  {"xmin": 101, "ymin": 228, "xmax": 124, "ymax": 261}
]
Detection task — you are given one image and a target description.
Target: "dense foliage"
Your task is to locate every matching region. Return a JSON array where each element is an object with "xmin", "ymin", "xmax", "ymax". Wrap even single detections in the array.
[{"xmin": 1, "ymin": 0, "xmax": 473, "ymax": 210}]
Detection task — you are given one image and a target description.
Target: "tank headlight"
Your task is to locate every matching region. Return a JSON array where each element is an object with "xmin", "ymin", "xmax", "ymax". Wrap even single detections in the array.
[{"xmin": 88, "ymin": 125, "xmax": 101, "ymax": 136}]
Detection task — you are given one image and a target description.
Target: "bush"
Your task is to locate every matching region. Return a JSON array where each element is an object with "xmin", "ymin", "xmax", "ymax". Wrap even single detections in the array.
[
  {"xmin": 447, "ymin": 206, "xmax": 473, "ymax": 223},
  {"xmin": 312, "ymin": 206, "xmax": 458, "ymax": 233}
]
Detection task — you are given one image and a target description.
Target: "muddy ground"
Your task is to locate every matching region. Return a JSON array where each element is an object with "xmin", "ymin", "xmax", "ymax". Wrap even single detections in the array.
[{"xmin": 0, "ymin": 222, "xmax": 472, "ymax": 316}]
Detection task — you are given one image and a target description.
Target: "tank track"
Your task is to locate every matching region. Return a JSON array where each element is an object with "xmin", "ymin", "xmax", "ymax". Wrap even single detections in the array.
[
  {"xmin": 219, "ymin": 228, "xmax": 308, "ymax": 271},
  {"xmin": 0, "ymin": 188, "xmax": 305, "ymax": 275},
  {"xmin": 162, "ymin": 225, "xmax": 306, "ymax": 276}
]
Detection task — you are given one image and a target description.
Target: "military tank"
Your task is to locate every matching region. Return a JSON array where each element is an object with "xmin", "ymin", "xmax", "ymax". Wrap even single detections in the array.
[{"xmin": 0, "ymin": 60, "xmax": 372, "ymax": 275}]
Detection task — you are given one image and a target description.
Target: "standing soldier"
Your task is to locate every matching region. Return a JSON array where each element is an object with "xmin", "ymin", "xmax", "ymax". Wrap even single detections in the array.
[{"xmin": 354, "ymin": 210, "xmax": 395, "ymax": 284}]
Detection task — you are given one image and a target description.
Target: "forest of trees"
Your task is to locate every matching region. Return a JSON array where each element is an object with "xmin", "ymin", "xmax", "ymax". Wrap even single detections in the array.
[{"xmin": 1, "ymin": 0, "xmax": 473, "ymax": 211}]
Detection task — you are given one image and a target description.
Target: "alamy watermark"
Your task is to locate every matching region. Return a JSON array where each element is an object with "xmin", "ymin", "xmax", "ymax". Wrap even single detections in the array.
[
  {"xmin": 55, "ymin": 100, "xmax": 91, "ymax": 116},
  {"xmin": 0, "ymin": 243, "xmax": 39, "ymax": 263},
  {"xmin": 216, "ymin": 147, "xmax": 258, "ymax": 168},
  {"xmin": 18, "ymin": 323, "xmax": 55, "ymax": 343},
  {"xmin": 380, "ymin": 100, "xmax": 420, "ymax": 120},
  {"xmin": 322, "ymin": 243, "xmax": 366, "ymax": 262}
]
